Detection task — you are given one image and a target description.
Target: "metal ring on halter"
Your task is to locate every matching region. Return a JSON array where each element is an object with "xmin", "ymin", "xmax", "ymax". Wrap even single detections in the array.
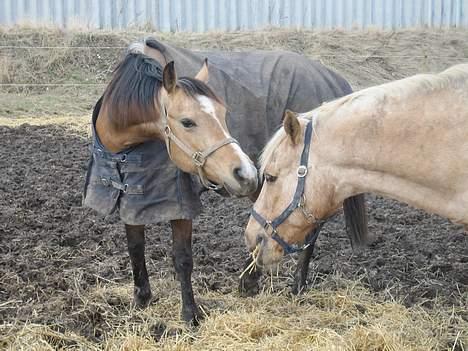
[{"xmin": 297, "ymin": 165, "xmax": 308, "ymax": 177}]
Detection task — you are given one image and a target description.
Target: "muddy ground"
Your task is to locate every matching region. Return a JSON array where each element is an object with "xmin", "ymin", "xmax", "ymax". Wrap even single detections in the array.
[
  {"xmin": 0, "ymin": 122, "xmax": 466, "ymax": 336},
  {"xmin": 0, "ymin": 29, "xmax": 467, "ymax": 347}
]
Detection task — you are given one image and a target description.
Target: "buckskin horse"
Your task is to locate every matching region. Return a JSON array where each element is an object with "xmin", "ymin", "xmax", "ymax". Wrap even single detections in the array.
[
  {"xmin": 245, "ymin": 64, "xmax": 468, "ymax": 269},
  {"xmin": 83, "ymin": 37, "xmax": 368, "ymax": 323}
]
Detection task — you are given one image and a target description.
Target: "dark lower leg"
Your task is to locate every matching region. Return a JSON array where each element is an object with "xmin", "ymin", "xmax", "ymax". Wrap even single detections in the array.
[
  {"xmin": 125, "ymin": 224, "xmax": 152, "ymax": 307},
  {"xmin": 171, "ymin": 219, "xmax": 201, "ymax": 324},
  {"xmin": 292, "ymin": 242, "xmax": 316, "ymax": 295},
  {"xmin": 238, "ymin": 256, "xmax": 263, "ymax": 297}
]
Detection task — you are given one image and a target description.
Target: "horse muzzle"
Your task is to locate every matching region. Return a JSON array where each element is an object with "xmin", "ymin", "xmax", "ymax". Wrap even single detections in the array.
[{"xmin": 226, "ymin": 163, "xmax": 258, "ymax": 196}]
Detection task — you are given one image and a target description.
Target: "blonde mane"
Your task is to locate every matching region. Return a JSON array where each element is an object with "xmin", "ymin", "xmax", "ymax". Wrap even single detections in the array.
[{"xmin": 259, "ymin": 63, "xmax": 468, "ymax": 174}]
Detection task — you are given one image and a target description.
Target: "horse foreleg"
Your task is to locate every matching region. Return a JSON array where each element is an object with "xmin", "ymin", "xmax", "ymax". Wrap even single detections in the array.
[
  {"xmin": 238, "ymin": 256, "xmax": 263, "ymax": 296},
  {"xmin": 291, "ymin": 243, "xmax": 315, "ymax": 295},
  {"xmin": 171, "ymin": 219, "xmax": 202, "ymax": 324},
  {"xmin": 125, "ymin": 224, "xmax": 152, "ymax": 307}
]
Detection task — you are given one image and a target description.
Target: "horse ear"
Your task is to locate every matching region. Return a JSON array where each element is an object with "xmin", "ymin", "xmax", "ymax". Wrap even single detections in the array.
[
  {"xmin": 283, "ymin": 110, "xmax": 301, "ymax": 145},
  {"xmin": 195, "ymin": 58, "xmax": 209, "ymax": 83},
  {"xmin": 163, "ymin": 61, "xmax": 177, "ymax": 94}
]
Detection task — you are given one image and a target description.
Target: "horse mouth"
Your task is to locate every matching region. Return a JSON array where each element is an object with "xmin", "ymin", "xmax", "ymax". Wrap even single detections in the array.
[
  {"xmin": 213, "ymin": 186, "xmax": 231, "ymax": 197},
  {"xmin": 205, "ymin": 177, "xmax": 257, "ymax": 198}
]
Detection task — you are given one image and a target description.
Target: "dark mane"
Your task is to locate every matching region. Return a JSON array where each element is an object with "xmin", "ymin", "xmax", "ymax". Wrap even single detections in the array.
[
  {"xmin": 103, "ymin": 52, "xmax": 163, "ymax": 130},
  {"xmin": 177, "ymin": 77, "xmax": 224, "ymax": 106},
  {"xmin": 102, "ymin": 49, "xmax": 224, "ymax": 130}
]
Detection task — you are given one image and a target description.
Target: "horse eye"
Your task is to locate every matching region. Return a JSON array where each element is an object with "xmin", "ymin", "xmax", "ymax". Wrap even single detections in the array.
[
  {"xmin": 181, "ymin": 118, "xmax": 197, "ymax": 128},
  {"xmin": 264, "ymin": 174, "xmax": 278, "ymax": 183}
]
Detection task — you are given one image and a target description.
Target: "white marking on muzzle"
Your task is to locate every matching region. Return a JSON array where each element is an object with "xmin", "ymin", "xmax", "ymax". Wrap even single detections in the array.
[{"xmin": 231, "ymin": 143, "xmax": 258, "ymax": 181}]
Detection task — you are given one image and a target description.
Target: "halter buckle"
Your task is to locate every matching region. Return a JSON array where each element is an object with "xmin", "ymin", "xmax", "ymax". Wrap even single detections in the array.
[
  {"xmin": 164, "ymin": 125, "xmax": 171, "ymax": 137},
  {"xmin": 297, "ymin": 165, "xmax": 308, "ymax": 178},
  {"xmin": 192, "ymin": 151, "xmax": 206, "ymax": 167},
  {"xmin": 298, "ymin": 195, "xmax": 316, "ymax": 224}
]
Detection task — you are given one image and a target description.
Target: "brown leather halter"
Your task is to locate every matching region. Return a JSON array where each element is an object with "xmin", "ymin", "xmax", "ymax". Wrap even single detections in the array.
[{"xmin": 161, "ymin": 104, "xmax": 239, "ymax": 190}]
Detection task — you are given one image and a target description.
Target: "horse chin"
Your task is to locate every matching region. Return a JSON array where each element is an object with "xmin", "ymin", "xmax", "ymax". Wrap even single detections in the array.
[{"xmin": 223, "ymin": 182, "xmax": 257, "ymax": 198}]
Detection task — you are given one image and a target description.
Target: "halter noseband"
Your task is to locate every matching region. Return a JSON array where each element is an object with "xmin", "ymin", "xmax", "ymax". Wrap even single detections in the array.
[
  {"xmin": 161, "ymin": 105, "xmax": 239, "ymax": 190},
  {"xmin": 251, "ymin": 120, "xmax": 329, "ymax": 255}
]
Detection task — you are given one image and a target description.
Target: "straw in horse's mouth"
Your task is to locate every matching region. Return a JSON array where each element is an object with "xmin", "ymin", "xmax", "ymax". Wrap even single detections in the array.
[{"xmin": 239, "ymin": 245, "xmax": 260, "ymax": 279}]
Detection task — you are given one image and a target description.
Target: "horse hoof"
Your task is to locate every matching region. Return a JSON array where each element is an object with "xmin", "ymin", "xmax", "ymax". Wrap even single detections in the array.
[
  {"xmin": 182, "ymin": 306, "xmax": 204, "ymax": 326},
  {"xmin": 133, "ymin": 286, "xmax": 153, "ymax": 308}
]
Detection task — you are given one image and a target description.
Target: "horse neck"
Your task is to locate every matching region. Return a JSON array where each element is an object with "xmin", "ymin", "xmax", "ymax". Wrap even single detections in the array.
[
  {"xmin": 312, "ymin": 86, "xmax": 468, "ymax": 222},
  {"xmin": 96, "ymin": 92, "xmax": 165, "ymax": 153}
]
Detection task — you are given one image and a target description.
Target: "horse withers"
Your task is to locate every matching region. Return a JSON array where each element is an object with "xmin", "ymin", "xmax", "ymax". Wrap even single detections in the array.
[{"xmin": 245, "ymin": 64, "xmax": 468, "ymax": 267}]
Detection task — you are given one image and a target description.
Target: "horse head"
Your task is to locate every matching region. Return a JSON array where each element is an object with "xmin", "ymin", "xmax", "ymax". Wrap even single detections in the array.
[
  {"xmin": 102, "ymin": 48, "xmax": 258, "ymax": 197},
  {"xmin": 244, "ymin": 110, "xmax": 341, "ymax": 267},
  {"xmin": 159, "ymin": 60, "xmax": 258, "ymax": 196}
]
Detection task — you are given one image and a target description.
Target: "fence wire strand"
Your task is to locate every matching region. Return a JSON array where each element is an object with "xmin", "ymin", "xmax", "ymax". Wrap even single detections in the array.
[{"xmin": 1, "ymin": 45, "xmax": 467, "ymax": 87}]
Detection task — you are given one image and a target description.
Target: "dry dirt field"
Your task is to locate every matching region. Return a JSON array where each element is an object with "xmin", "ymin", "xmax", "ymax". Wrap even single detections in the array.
[{"xmin": 0, "ymin": 28, "xmax": 467, "ymax": 350}]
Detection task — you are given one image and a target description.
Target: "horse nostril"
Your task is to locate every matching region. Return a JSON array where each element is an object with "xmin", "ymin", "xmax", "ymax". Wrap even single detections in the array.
[
  {"xmin": 233, "ymin": 166, "xmax": 258, "ymax": 193},
  {"xmin": 233, "ymin": 167, "xmax": 246, "ymax": 182}
]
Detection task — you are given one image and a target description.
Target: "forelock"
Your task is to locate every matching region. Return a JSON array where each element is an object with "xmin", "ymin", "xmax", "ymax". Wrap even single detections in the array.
[{"xmin": 259, "ymin": 127, "xmax": 287, "ymax": 176}]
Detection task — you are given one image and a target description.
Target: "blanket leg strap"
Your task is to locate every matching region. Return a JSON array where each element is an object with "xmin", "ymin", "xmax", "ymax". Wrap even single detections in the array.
[{"xmin": 100, "ymin": 177, "xmax": 144, "ymax": 195}]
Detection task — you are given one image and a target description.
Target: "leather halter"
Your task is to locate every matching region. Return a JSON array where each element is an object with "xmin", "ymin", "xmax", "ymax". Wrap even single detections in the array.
[
  {"xmin": 161, "ymin": 105, "xmax": 239, "ymax": 190},
  {"xmin": 251, "ymin": 120, "xmax": 329, "ymax": 255}
]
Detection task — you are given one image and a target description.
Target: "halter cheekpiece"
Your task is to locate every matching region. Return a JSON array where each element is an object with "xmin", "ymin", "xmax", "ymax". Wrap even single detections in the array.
[
  {"xmin": 251, "ymin": 120, "xmax": 328, "ymax": 255},
  {"xmin": 161, "ymin": 105, "xmax": 239, "ymax": 190}
]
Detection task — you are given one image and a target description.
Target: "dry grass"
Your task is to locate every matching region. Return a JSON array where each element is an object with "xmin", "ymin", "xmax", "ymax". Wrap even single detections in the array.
[{"xmin": 1, "ymin": 276, "xmax": 466, "ymax": 351}]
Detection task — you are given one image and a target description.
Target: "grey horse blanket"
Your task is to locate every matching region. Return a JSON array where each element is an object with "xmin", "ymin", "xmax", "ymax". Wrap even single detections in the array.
[
  {"xmin": 156, "ymin": 39, "xmax": 351, "ymax": 160},
  {"xmin": 83, "ymin": 39, "xmax": 351, "ymax": 225}
]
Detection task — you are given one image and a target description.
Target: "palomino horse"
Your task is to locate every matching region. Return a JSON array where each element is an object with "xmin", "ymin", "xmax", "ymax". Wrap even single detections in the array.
[
  {"xmin": 84, "ymin": 37, "xmax": 368, "ymax": 323},
  {"xmin": 245, "ymin": 64, "xmax": 468, "ymax": 268}
]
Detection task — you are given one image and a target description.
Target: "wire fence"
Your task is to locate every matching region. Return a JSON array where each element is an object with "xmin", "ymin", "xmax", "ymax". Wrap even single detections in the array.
[
  {"xmin": 1, "ymin": 45, "xmax": 467, "ymax": 87},
  {"xmin": 0, "ymin": 46, "xmax": 127, "ymax": 49},
  {"xmin": 1, "ymin": 46, "xmax": 467, "ymax": 59}
]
